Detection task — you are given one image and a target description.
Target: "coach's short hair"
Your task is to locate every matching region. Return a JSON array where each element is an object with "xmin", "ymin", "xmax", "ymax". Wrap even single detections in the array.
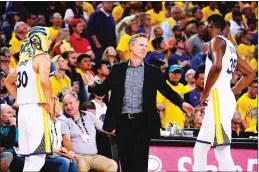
[{"xmin": 128, "ymin": 33, "xmax": 148, "ymax": 52}]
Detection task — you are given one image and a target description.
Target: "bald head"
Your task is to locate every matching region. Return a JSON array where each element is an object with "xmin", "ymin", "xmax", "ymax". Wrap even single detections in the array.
[
  {"xmin": 62, "ymin": 93, "xmax": 80, "ymax": 117},
  {"xmin": 14, "ymin": 22, "xmax": 27, "ymax": 39},
  {"xmin": 52, "ymin": 12, "xmax": 62, "ymax": 27}
]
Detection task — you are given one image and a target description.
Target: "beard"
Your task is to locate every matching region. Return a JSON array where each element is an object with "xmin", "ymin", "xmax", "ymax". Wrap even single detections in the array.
[{"xmin": 202, "ymin": 31, "xmax": 210, "ymax": 42}]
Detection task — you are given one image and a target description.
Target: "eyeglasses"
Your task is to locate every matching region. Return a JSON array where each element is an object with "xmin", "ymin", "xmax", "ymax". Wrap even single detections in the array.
[
  {"xmin": 232, "ymin": 121, "xmax": 241, "ymax": 125},
  {"xmin": 249, "ymin": 85, "xmax": 258, "ymax": 89}
]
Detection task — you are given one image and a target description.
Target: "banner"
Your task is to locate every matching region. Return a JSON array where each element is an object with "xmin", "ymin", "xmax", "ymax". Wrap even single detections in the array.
[{"xmin": 148, "ymin": 146, "xmax": 258, "ymax": 171}]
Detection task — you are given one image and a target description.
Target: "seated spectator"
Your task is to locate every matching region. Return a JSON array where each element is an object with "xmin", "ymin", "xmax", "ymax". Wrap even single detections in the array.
[
  {"xmin": 147, "ymin": 26, "xmax": 164, "ymax": 52},
  {"xmin": 63, "ymin": 51, "xmax": 87, "ymax": 105},
  {"xmin": 24, "ymin": 12, "xmax": 37, "ymax": 30},
  {"xmin": 90, "ymin": 94, "xmax": 107, "ymax": 122},
  {"xmin": 1, "ymin": 11, "xmax": 18, "ymax": 43},
  {"xmin": 184, "ymin": 107, "xmax": 205, "ymax": 128},
  {"xmin": 8, "ymin": 22, "xmax": 27, "ymax": 69},
  {"xmin": 81, "ymin": 101, "xmax": 96, "ymax": 115},
  {"xmin": 0, "ymin": 150, "xmax": 13, "ymax": 172},
  {"xmin": 51, "ymin": 28, "xmax": 74, "ymax": 58},
  {"xmin": 156, "ymin": 65, "xmax": 189, "ymax": 129},
  {"xmin": 117, "ymin": 20, "xmax": 138, "ymax": 61},
  {"xmin": 101, "ymin": 46, "xmax": 118, "ymax": 67},
  {"xmin": 184, "ymin": 64, "xmax": 205, "ymax": 108},
  {"xmin": 60, "ymin": 93, "xmax": 118, "ymax": 172},
  {"xmin": 0, "ymin": 104, "xmax": 18, "ymax": 154},
  {"xmin": 223, "ymin": 21, "xmax": 237, "ymax": 47},
  {"xmin": 0, "ymin": 72, "xmax": 15, "ymax": 105},
  {"xmin": 0, "ymin": 52, "xmax": 11, "ymax": 75},
  {"xmin": 184, "ymin": 20, "xmax": 198, "ymax": 39},
  {"xmin": 236, "ymin": 29, "xmax": 256, "ymax": 62},
  {"xmin": 184, "ymin": 69, "xmax": 196, "ymax": 92},
  {"xmin": 145, "ymin": 37, "xmax": 167, "ymax": 65},
  {"xmin": 76, "ymin": 54, "xmax": 95, "ymax": 84},
  {"xmin": 237, "ymin": 79, "xmax": 258, "ymax": 132},
  {"xmin": 231, "ymin": 111, "xmax": 242, "ymax": 138},
  {"xmin": 50, "ymin": 55, "xmax": 72, "ymax": 100},
  {"xmin": 190, "ymin": 43, "xmax": 208, "ymax": 71},
  {"xmin": 36, "ymin": 14, "xmax": 47, "ymax": 26},
  {"xmin": 225, "ymin": 2, "xmax": 246, "ymax": 23},
  {"xmin": 190, "ymin": 6, "xmax": 203, "ymax": 22},
  {"xmin": 201, "ymin": 2, "xmax": 220, "ymax": 22},
  {"xmin": 49, "ymin": 12, "xmax": 63, "ymax": 43},
  {"xmin": 230, "ymin": 10, "xmax": 247, "ymax": 36},
  {"xmin": 187, "ymin": 21, "xmax": 205, "ymax": 56},
  {"xmin": 145, "ymin": 2, "xmax": 166, "ymax": 26},
  {"xmin": 168, "ymin": 38, "xmax": 191, "ymax": 85},
  {"xmin": 69, "ymin": 19, "xmax": 94, "ymax": 60},
  {"xmin": 47, "ymin": 96, "xmax": 77, "ymax": 172},
  {"xmin": 167, "ymin": 25, "xmax": 185, "ymax": 49},
  {"xmin": 137, "ymin": 13, "xmax": 152, "ymax": 40},
  {"xmin": 247, "ymin": 45, "xmax": 258, "ymax": 73},
  {"xmin": 64, "ymin": 1, "xmax": 88, "ymax": 24}
]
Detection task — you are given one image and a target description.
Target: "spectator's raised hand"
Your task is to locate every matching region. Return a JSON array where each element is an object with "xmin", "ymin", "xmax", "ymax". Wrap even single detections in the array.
[{"xmin": 84, "ymin": 71, "xmax": 95, "ymax": 86}]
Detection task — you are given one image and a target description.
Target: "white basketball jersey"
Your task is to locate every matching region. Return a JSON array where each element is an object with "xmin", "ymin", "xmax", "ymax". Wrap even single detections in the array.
[
  {"xmin": 204, "ymin": 35, "xmax": 237, "ymax": 92},
  {"xmin": 16, "ymin": 59, "xmax": 46, "ymax": 105}
]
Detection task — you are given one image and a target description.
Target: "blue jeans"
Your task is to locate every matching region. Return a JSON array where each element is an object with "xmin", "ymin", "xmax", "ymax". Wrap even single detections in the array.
[{"xmin": 50, "ymin": 156, "xmax": 77, "ymax": 172}]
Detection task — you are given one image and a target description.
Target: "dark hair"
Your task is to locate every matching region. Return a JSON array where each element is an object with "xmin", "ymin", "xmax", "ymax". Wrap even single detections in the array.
[
  {"xmin": 192, "ymin": 6, "xmax": 201, "ymax": 15},
  {"xmin": 80, "ymin": 101, "xmax": 96, "ymax": 111},
  {"xmin": 121, "ymin": 7, "xmax": 134, "ymax": 20},
  {"xmin": 194, "ymin": 64, "xmax": 205, "ymax": 79},
  {"xmin": 94, "ymin": 60, "xmax": 110, "ymax": 74},
  {"xmin": 151, "ymin": 37, "xmax": 163, "ymax": 49},
  {"xmin": 77, "ymin": 54, "xmax": 91, "ymax": 64},
  {"xmin": 207, "ymin": 14, "xmax": 226, "ymax": 32},
  {"xmin": 62, "ymin": 51, "xmax": 74, "ymax": 59},
  {"xmin": 250, "ymin": 78, "xmax": 258, "ymax": 86}
]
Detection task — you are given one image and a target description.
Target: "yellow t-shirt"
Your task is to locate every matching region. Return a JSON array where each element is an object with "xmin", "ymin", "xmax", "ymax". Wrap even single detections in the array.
[
  {"xmin": 147, "ymin": 38, "xmax": 154, "ymax": 52},
  {"xmin": 201, "ymin": 6, "xmax": 220, "ymax": 22},
  {"xmin": 236, "ymin": 43, "xmax": 256, "ymax": 61},
  {"xmin": 75, "ymin": 68, "xmax": 86, "ymax": 84},
  {"xmin": 237, "ymin": 93, "xmax": 258, "ymax": 132},
  {"xmin": 116, "ymin": 34, "xmax": 131, "ymax": 61},
  {"xmin": 112, "ymin": 5, "xmax": 124, "ymax": 24},
  {"xmin": 157, "ymin": 80, "xmax": 189, "ymax": 128},
  {"xmin": 49, "ymin": 27, "xmax": 59, "ymax": 42},
  {"xmin": 224, "ymin": 12, "xmax": 246, "ymax": 23},
  {"xmin": 82, "ymin": 2, "xmax": 94, "ymax": 18},
  {"xmin": 174, "ymin": 2, "xmax": 193, "ymax": 10},
  {"xmin": 248, "ymin": 58, "xmax": 258, "ymax": 72},
  {"xmin": 9, "ymin": 33, "xmax": 24, "ymax": 69},
  {"xmin": 50, "ymin": 75, "xmax": 71, "ymax": 97},
  {"xmin": 146, "ymin": 9, "xmax": 166, "ymax": 26}
]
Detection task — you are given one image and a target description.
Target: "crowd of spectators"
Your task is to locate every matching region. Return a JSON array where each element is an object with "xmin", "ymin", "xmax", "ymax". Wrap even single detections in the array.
[{"xmin": 0, "ymin": 1, "xmax": 258, "ymax": 172}]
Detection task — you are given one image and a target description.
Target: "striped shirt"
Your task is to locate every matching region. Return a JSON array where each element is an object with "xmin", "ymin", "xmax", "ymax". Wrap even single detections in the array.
[{"xmin": 122, "ymin": 60, "xmax": 144, "ymax": 114}]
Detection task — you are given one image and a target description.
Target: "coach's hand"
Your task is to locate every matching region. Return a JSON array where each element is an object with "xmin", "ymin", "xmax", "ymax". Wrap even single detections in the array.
[
  {"xmin": 182, "ymin": 102, "xmax": 194, "ymax": 116},
  {"xmin": 200, "ymin": 91, "xmax": 210, "ymax": 107},
  {"xmin": 84, "ymin": 71, "xmax": 95, "ymax": 86}
]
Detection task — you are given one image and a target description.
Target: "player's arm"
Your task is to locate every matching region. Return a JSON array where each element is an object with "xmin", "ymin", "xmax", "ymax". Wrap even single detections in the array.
[
  {"xmin": 203, "ymin": 38, "xmax": 224, "ymax": 96},
  {"xmin": 36, "ymin": 55, "xmax": 54, "ymax": 111},
  {"xmin": 4, "ymin": 69, "xmax": 17, "ymax": 99},
  {"xmin": 232, "ymin": 55, "xmax": 255, "ymax": 95}
]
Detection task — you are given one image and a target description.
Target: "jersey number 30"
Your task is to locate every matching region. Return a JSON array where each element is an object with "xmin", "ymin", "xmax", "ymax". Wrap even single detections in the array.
[
  {"xmin": 17, "ymin": 71, "xmax": 28, "ymax": 88},
  {"xmin": 226, "ymin": 58, "xmax": 237, "ymax": 74}
]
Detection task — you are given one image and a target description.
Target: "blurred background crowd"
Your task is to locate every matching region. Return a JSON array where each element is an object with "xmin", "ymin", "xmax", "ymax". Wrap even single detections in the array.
[{"xmin": 0, "ymin": 1, "xmax": 258, "ymax": 171}]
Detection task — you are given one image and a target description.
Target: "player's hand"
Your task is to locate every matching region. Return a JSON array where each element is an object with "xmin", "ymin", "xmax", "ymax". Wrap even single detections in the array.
[
  {"xmin": 60, "ymin": 147, "xmax": 68, "ymax": 153},
  {"xmin": 182, "ymin": 102, "xmax": 194, "ymax": 116},
  {"xmin": 84, "ymin": 71, "xmax": 95, "ymax": 86},
  {"xmin": 200, "ymin": 91, "xmax": 210, "ymax": 106}
]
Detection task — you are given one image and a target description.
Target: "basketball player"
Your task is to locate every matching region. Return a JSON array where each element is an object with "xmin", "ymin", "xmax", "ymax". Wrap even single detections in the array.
[
  {"xmin": 4, "ymin": 26, "xmax": 57, "ymax": 171},
  {"xmin": 193, "ymin": 14, "xmax": 255, "ymax": 171}
]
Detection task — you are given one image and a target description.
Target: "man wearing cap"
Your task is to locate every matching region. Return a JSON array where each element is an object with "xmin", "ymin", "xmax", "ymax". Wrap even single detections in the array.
[
  {"xmin": 167, "ymin": 25, "xmax": 185, "ymax": 49},
  {"xmin": 157, "ymin": 65, "xmax": 190, "ymax": 129},
  {"xmin": 230, "ymin": 10, "xmax": 247, "ymax": 36},
  {"xmin": 69, "ymin": 19, "xmax": 95, "ymax": 60}
]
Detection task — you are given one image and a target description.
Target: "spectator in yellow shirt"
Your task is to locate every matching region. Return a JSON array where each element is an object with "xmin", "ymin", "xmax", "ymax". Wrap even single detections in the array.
[
  {"xmin": 148, "ymin": 26, "xmax": 164, "ymax": 52},
  {"xmin": 112, "ymin": 2, "xmax": 127, "ymax": 24},
  {"xmin": 49, "ymin": 13, "xmax": 63, "ymax": 43},
  {"xmin": 237, "ymin": 79, "xmax": 258, "ymax": 132},
  {"xmin": 201, "ymin": 2, "xmax": 220, "ymax": 22},
  {"xmin": 8, "ymin": 22, "xmax": 28, "ymax": 69},
  {"xmin": 50, "ymin": 55, "xmax": 72, "ymax": 99},
  {"xmin": 236, "ymin": 30, "xmax": 256, "ymax": 62},
  {"xmin": 248, "ymin": 45, "xmax": 258, "ymax": 73},
  {"xmin": 117, "ymin": 20, "xmax": 138, "ymax": 61},
  {"xmin": 224, "ymin": 2, "xmax": 246, "ymax": 23},
  {"xmin": 146, "ymin": 2, "xmax": 166, "ymax": 26},
  {"xmin": 157, "ymin": 65, "xmax": 189, "ymax": 128}
]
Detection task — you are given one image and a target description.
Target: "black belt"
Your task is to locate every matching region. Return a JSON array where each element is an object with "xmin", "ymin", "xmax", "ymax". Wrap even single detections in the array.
[{"xmin": 122, "ymin": 112, "xmax": 142, "ymax": 119}]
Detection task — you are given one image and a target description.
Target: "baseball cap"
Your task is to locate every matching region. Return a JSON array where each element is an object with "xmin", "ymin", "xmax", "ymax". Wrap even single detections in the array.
[
  {"xmin": 169, "ymin": 65, "xmax": 182, "ymax": 73},
  {"xmin": 173, "ymin": 25, "xmax": 183, "ymax": 32},
  {"xmin": 69, "ymin": 18, "xmax": 81, "ymax": 27},
  {"xmin": 6, "ymin": 11, "xmax": 19, "ymax": 17}
]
